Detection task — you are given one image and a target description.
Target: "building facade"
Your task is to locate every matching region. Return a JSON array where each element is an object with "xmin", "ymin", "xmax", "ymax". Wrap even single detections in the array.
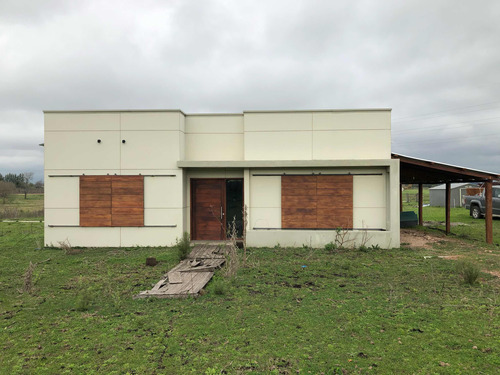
[{"xmin": 44, "ymin": 109, "xmax": 400, "ymax": 248}]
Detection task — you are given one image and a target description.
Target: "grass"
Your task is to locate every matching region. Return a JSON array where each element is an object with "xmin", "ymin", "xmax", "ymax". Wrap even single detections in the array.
[
  {"xmin": 402, "ymin": 187, "xmax": 500, "ymax": 245},
  {"xmin": 0, "ymin": 194, "xmax": 44, "ymax": 220},
  {"xmin": 1, "ymin": 222, "xmax": 499, "ymax": 374}
]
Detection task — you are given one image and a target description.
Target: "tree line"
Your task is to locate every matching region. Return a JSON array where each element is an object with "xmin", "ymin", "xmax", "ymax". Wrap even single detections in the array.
[{"xmin": 0, "ymin": 172, "xmax": 43, "ymax": 203}]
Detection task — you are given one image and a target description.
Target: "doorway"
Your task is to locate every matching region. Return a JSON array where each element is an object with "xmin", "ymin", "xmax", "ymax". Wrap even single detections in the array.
[{"xmin": 190, "ymin": 178, "xmax": 243, "ymax": 240}]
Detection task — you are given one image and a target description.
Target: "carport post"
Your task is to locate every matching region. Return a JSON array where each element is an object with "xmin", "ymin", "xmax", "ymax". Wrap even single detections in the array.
[
  {"xmin": 445, "ymin": 182, "xmax": 451, "ymax": 235},
  {"xmin": 485, "ymin": 180, "xmax": 493, "ymax": 244},
  {"xmin": 418, "ymin": 184, "xmax": 423, "ymax": 226}
]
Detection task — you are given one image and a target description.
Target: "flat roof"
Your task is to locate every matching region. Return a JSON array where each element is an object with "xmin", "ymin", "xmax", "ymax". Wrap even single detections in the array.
[{"xmin": 43, "ymin": 108, "xmax": 391, "ymax": 115}]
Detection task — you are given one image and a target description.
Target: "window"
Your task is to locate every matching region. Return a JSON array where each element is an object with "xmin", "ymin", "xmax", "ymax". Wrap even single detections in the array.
[
  {"xmin": 281, "ymin": 175, "xmax": 353, "ymax": 229},
  {"xmin": 80, "ymin": 175, "xmax": 144, "ymax": 227}
]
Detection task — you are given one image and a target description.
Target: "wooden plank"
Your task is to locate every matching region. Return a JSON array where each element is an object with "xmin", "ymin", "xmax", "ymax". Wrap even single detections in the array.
[
  {"xmin": 167, "ymin": 272, "xmax": 182, "ymax": 284},
  {"xmin": 112, "ymin": 214, "xmax": 144, "ymax": 227},
  {"xmin": 80, "ymin": 214, "xmax": 111, "ymax": 227},
  {"xmin": 80, "ymin": 187, "xmax": 112, "ymax": 195},
  {"xmin": 112, "ymin": 207, "xmax": 143, "ymax": 215},
  {"xmin": 80, "ymin": 194, "xmax": 111, "ymax": 201},
  {"xmin": 80, "ymin": 180, "xmax": 111, "ymax": 189},
  {"xmin": 80, "ymin": 175, "xmax": 112, "ymax": 183},
  {"xmin": 80, "ymin": 200, "xmax": 112, "ymax": 208},
  {"xmin": 112, "ymin": 195, "xmax": 144, "ymax": 208},
  {"xmin": 282, "ymin": 195, "xmax": 316, "ymax": 208},
  {"xmin": 112, "ymin": 176, "xmax": 143, "ymax": 184},
  {"xmin": 112, "ymin": 186, "xmax": 144, "ymax": 195},
  {"xmin": 80, "ymin": 208, "xmax": 111, "ymax": 216},
  {"xmin": 317, "ymin": 196, "xmax": 352, "ymax": 209}
]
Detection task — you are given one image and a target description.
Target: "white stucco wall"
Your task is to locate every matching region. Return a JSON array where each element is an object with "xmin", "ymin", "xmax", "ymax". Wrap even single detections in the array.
[
  {"xmin": 184, "ymin": 115, "xmax": 244, "ymax": 161},
  {"xmin": 244, "ymin": 110, "xmax": 391, "ymax": 161},
  {"xmin": 44, "ymin": 109, "xmax": 399, "ymax": 249},
  {"xmin": 44, "ymin": 111, "xmax": 185, "ymax": 247}
]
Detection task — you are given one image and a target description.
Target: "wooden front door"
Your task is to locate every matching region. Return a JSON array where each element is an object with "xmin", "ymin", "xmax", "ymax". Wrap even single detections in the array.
[{"xmin": 191, "ymin": 179, "xmax": 225, "ymax": 240}]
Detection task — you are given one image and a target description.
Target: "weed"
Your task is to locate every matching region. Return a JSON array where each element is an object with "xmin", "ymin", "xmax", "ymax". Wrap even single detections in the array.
[
  {"xmin": 75, "ymin": 289, "xmax": 92, "ymax": 311},
  {"xmin": 21, "ymin": 261, "xmax": 36, "ymax": 294},
  {"xmin": 334, "ymin": 227, "xmax": 352, "ymax": 249},
  {"xmin": 212, "ymin": 280, "xmax": 226, "ymax": 296},
  {"xmin": 325, "ymin": 241, "xmax": 337, "ymax": 252},
  {"xmin": 176, "ymin": 232, "xmax": 191, "ymax": 261},
  {"xmin": 456, "ymin": 261, "xmax": 481, "ymax": 285},
  {"xmin": 223, "ymin": 219, "xmax": 240, "ymax": 278}
]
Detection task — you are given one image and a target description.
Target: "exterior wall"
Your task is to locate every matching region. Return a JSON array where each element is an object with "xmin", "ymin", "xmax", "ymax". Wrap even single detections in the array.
[
  {"xmin": 246, "ymin": 162, "xmax": 399, "ymax": 248},
  {"xmin": 44, "ymin": 111, "xmax": 185, "ymax": 247},
  {"xmin": 44, "ymin": 109, "xmax": 398, "ymax": 249},
  {"xmin": 244, "ymin": 110, "xmax": 391, "ymax": 161},
  {"xmin": 185, "ymin": 115, "xmax": 243, "ymax": 161}
]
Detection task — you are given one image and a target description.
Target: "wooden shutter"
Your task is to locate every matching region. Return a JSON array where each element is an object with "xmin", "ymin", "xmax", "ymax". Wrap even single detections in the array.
[
  {"xmin": 80, "ymin": 175, "xmax": 144, "ymax": 227},
  {"xmin": 281, "ymin": 175, "xmax": 353, "ymax": 229},
  {"xmin": 111, "ymin": 176, "xmax": 144, "ymax": 226}
]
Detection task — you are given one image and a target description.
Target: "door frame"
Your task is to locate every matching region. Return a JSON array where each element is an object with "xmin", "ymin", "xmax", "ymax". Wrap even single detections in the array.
[{"xmin": 190, "ymin": 178, "xmax": 243, "ymax": 241}]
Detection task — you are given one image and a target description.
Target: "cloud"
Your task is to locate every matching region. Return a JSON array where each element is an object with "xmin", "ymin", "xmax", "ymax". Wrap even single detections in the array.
[{"xmin": 1, "ymin": 0, "xmax": 500, "ymax": 178}]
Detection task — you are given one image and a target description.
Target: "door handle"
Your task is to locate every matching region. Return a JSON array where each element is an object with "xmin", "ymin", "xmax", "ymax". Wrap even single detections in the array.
[{"xmin": 221, "ymin": 206, "xmax": 224, "ymax": 219}]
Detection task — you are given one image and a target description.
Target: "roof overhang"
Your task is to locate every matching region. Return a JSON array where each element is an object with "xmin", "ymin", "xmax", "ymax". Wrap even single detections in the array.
[
  {"xmin": 178, "ymin": 159, "xmax": 396, "ymax": 169},
  {"xmin": 392, "ymin": 153, "xmax": 499, "ymax": 184}
]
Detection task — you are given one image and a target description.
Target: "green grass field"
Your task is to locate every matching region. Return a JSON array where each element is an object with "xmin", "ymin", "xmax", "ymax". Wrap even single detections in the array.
[
  {"xmin": 1, "ymin": 221, "xmax": 499, "ymax": 374},
  {"xmin": 402, "ymin": 188, "xmax": 500, "ymax": 245},
  {"xmin": 0, "ymin": 194, "xmax": 44, "ymax": 220}
]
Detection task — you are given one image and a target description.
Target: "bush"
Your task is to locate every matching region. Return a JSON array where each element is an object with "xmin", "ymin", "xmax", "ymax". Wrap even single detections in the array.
[
  {"xmin": 456, "ymin": 261, "xmax": 480, "ymax": 285},
  {"xmin": 325, "ymin": 242, "xmax": 337, "ymax": 252},
  {"xmin": 176, "ymin": 232, "xmax": 191, "ymax": 261}
]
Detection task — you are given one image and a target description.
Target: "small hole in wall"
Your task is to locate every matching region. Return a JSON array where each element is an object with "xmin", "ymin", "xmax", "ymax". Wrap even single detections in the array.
[
  {"xmin": 97, "ymin": 139, "xmax": 101, "ymax": 143},
  {"xmin": 122, "ymin": 140, "xmax": 126, "ymax": 144}
]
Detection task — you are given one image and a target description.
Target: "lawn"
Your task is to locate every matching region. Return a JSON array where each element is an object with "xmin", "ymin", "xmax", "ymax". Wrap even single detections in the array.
[
  {"xmin": 402, "ymin": 187, "xmax": 500, "ymax": 245},
  {"xmin": 1, "ymin": 222, "xmax": 499, "ymax": 374},
  {"xmin": 0, "ymin": 194, "xmax": 44, "ymax": 220}
]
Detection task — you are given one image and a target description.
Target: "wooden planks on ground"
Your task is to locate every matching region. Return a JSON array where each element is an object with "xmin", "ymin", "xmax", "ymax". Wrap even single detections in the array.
[{"xmin": 135, "ymin": 244, "xmax": 226, "ymax": 299}]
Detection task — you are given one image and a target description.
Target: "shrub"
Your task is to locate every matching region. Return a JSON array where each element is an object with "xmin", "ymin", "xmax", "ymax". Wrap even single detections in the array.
[
  {"xmin": 456, "ymin": 261, "xmax": 480, "ymax": 285},
  {"xmin": 325, "ymin": 242, "xmax": 337, "ymax": 252},
  {"xmin": 176, "ymin": 232, "xmax": 191, "ymax": 261}
]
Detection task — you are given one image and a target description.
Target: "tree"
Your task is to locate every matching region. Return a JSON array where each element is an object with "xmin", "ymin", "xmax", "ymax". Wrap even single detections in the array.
[
  {"xmin": 21, "ymin": 172, "xmax": 34, "ymax": 199},
  {"xmin": 0, "ymin": 173, "xmax": 3, "ymax": 181},
  {"xmin": 0, "ymin": 181, "xmax": 16, "ymax": 204},
  {"xmin": 4, "ymin": 173, "xmax": 23, "ymax": 187}
]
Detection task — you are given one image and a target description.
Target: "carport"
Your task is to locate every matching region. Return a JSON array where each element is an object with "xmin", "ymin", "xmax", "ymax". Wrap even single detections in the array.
[{"xmin": 392, "ymin": 153, "xmax": 500, "ymax": 244}]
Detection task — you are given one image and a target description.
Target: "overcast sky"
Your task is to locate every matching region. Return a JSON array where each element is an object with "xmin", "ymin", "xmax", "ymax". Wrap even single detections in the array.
[{"xmin": 1, "ymin": 0, "xmax": 500, "ymax": 182}]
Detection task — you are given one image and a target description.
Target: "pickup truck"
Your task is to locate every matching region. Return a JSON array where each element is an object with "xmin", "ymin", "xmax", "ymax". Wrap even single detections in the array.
[{"xmin": 464, "ymin": 186, "xmax": 500, "ymax": 219}]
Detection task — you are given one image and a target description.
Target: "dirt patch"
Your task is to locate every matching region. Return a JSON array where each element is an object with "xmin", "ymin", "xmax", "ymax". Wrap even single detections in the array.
[
  {"xmin": 483, "ymin": 270, "xmax": 500, "ymax": 278},
  {"xmin": 400, "ymin": 229, "xmax": 445, "ymax": 249}
]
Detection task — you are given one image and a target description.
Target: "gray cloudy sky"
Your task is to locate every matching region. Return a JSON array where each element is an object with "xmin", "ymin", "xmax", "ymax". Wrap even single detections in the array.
[{"xmin": 1, "ymin": 0, "xmax": 500, "ymax": 182}]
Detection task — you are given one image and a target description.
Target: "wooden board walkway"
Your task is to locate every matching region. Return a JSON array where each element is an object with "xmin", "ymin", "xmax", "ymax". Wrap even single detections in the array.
[{"xmin": 135, "ymin": 244, "xmax": 226, "ymax": 299}]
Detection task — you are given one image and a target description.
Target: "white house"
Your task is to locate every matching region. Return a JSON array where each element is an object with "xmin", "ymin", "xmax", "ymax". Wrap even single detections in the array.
[{"xmin": 43, "ymin": 109, "xmax": 400, "ymax": 248}]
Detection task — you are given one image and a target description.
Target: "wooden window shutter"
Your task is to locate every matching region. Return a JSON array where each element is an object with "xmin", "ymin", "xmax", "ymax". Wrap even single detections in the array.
[
  {"xmin": 80, "ymin": 175, "xmax": 144, "ymax": 227},
  {"xmin": 281, "ymin": 175, "xmax": 353, "ymax": 229}
]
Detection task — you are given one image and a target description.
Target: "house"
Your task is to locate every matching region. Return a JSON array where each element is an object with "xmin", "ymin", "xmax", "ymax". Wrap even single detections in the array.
[
  {"xmin": 43, "ymin": 109, "xmax": 400, "ymax": 248},
  {"xmin": 429, "ymin": 182, "xmax": 476, "ymax": 207}
]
